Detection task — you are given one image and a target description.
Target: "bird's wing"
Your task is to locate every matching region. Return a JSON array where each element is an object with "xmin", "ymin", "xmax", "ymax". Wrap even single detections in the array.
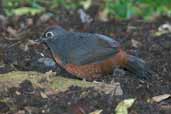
[{"xmin": 67, "ymin": 33, "xmax": 120, "ymax": 65}]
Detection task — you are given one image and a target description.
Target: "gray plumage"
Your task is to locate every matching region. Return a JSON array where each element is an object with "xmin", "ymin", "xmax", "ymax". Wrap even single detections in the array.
[{"xmin": 41, "ymin": 26, "xmax": 120, "ymax": 65}]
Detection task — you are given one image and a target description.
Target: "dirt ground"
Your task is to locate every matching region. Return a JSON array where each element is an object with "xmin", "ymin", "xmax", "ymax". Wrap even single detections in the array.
[{"xmin": 0, "ymin": 6, "xmax": 171, "ymax": 114}]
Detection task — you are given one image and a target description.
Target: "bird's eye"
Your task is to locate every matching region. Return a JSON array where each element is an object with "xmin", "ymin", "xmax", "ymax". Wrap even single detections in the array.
[{"xmin": 45, "ymin": 31, "xmax": 54, "ymax": 38}]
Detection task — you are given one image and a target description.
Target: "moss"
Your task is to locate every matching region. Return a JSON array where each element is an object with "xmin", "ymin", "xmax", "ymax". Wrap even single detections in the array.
[
  {"xmin": 0, "ymin": 71, "xmax": 96, "ymax": 92},
  {"xmin": 0, "ymin": 71, "xmax": 122, "ymax": 95},
  {"xmin": 50, "ymin": 76, "xmax": 96, "ymax": 91}
]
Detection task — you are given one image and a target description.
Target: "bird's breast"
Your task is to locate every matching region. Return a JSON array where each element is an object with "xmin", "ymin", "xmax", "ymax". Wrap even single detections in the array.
[{"xmin": 63, "ymin": 49, "xmax": 128, "ymax": 80}]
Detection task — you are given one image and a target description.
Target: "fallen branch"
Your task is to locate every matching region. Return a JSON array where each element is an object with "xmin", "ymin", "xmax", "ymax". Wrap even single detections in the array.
[{"xmin": 0, "ymin": 71, "xmax": 123, "ymax": 95}]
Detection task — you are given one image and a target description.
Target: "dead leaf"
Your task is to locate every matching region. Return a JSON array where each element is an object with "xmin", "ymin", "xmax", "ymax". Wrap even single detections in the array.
[
  {"xmin": 152, "ymin": 94, "xmax": 171, "ymax": 102},
  {"xmin": 7, "ymin": 26, "xmax": 17, "ymax": 36},
  {"xmin": 15, "ymin": 110, "xmax": 25, "ymax": 114},
  {"xmin": 16, "ymin": 91, "xmax": 21, "ymax": 95},
  {"xmin": 89, "ymin": 109, "xmax": 103, "ymax": 114},
  {"xmin": 131, "ymin": 39, "xmax": 141, "ymax": 48},
  {"xmin": 39, "ymin": 13, "xmax": 53, "ymax": 22},
  {"xmin": 27, "ymin": 18, "xmax": 33, "ymax": 26},
  {"xmin": 40, "ymin": 92, "xmax": 48, "ymax": 99},
  {"xmin": 78, "ymin": 9, "xmax": 93, "ymax": 24},
  {"xmin": 154, "ymin": 23, "xmax": 171, "ymax": 36},
  {"xmin": 98, "ymin": 8, "xmax": 109, "ymax": 22},
  {"xmin": 158, "ymin": 23, "xmax": 171, "ymax": 32}
]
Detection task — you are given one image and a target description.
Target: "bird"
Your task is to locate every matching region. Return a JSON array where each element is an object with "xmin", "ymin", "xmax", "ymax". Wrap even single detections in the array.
[{"xmin": 37, "ymin": 26, "xmax": 151, "ymax": 81}]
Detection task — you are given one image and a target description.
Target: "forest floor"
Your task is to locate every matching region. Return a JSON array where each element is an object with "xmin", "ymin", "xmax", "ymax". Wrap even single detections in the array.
[{"xmin": 0, "ymin": 7, "xmax": 171, "ymax": 114}]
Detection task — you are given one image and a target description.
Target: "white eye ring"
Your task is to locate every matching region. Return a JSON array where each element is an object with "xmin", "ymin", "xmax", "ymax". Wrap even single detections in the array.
[{"xmin": 45, "ymin": 31, "xmax": 54, "ymax": 38}]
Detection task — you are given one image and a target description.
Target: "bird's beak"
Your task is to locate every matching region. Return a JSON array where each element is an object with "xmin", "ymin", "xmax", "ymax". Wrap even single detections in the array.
[
  {"xmin": 34, "ymin": 36, "xmax": 46, "ymax": 44},
  {"xmin": 34, "ymin": 38, "xmax": 42, "ymax": 43},
  {"xmin": 30, "ymin": 36, "xmax": 48, "ymax": 48}
]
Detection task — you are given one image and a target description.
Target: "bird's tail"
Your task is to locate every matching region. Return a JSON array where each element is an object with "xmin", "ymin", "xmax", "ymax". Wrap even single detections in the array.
[{"xmin": 125, "ymin": 55, "xmax": 152, "ymax": 80}]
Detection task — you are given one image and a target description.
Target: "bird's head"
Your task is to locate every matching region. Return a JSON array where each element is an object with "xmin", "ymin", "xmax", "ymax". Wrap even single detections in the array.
[{"xmin": 36, "ymin": 26, "xmax": 66, "ymax": 43}]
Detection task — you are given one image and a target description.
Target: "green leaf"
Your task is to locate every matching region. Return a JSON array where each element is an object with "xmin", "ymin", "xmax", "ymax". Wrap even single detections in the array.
[
  {"xmin": 81, "ymin": 0, "xmax": 92, "ymax": 10},
  {"xmin": 13, "ymin": 7, "xmax": 44, "ymax": 16},
  {"xmin": 115, "ymin": 98, "xmax": 136, "ymax": 114}
]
